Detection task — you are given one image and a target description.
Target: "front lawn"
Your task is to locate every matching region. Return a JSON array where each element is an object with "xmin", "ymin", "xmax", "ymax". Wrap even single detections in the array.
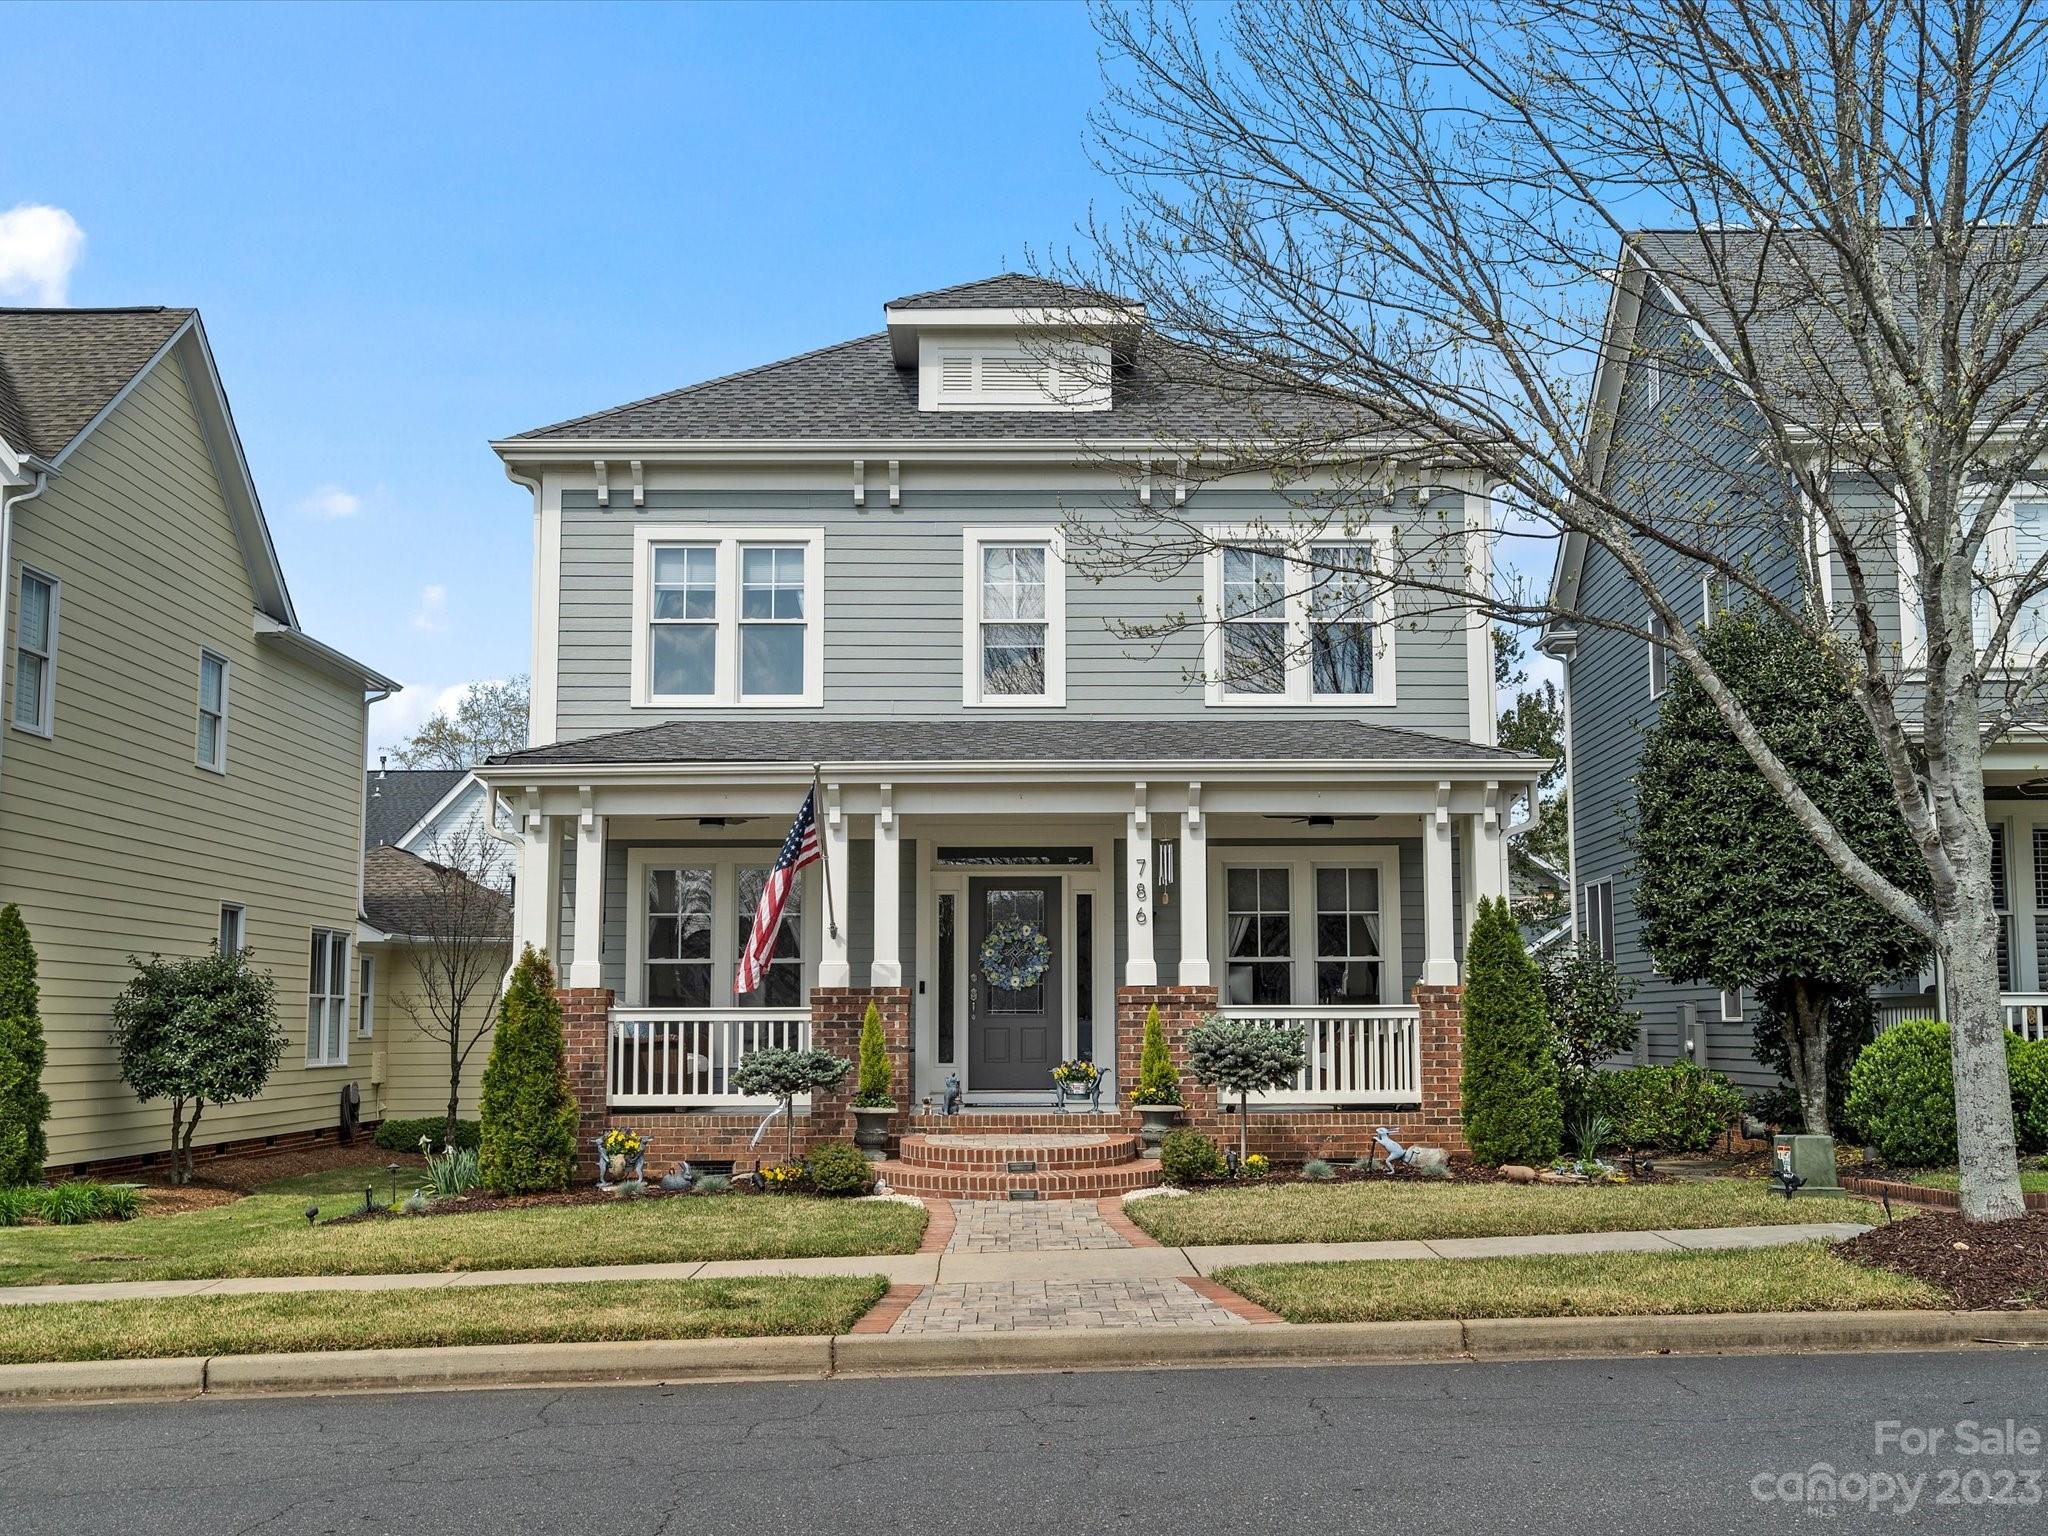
[
  {"xmin": 1126, "ymin": 1178, "xmax": 1875, "ymax": 1246},
  {"xmin": 1217, "ymin": 1244, "xmax": 1936, "ymax": 1323},
  {"xmin": 0, "ymin": 1276, "xmax": 888, "ymax": 1364},
  {"xmin": 0, "ymin": 1194, "xmax": 926, "ymax": 1288},
  {"xmin": 1907, "ymin": 1169, "xmax": 2048, "ymax": 1195}
]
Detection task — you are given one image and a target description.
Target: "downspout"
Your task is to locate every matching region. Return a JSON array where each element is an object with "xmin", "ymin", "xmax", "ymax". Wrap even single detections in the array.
[{"xmin": 0, "ymin": 467, "xmax": 52, "ymax": 807}]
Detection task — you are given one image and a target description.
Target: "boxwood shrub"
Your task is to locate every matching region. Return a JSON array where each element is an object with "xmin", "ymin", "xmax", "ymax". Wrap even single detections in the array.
[
  {"xmin": 1159, "ymin": 1127, "xmax": 1226, "ymax": 1185},
  {"xmin": 1591, "ymin": 1061, "xmax": 1745, "ymax": 1153},
  {"xmin": 803, "ymin": 1139, "xmax": 876, "ymax": 1197},
  {"xmin": 1846, "ymin": 1021, "xmax": 2048, "ymax": 1165},
  {"xmin": 374, "ymin": 1117, "xmax": 481, "ymax": 1153}
]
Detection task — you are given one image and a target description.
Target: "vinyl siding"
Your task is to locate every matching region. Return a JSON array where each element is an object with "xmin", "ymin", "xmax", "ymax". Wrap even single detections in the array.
[
  {"xmin": 0, "ymin": 350, "xmax": 373, "ymax": 1167},
  {"xmin": 553, "ymin": 482, "xmax": 1476, "ymax": 737},
  {"xmin": 369, "ymin": 940, "xmax": 508, "ymax": 1121}
]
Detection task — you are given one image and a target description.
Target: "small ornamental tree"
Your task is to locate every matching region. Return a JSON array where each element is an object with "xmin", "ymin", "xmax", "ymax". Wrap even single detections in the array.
[
  {"xmin": 731, "ymin": 1047, "xmax": 852, "ymax": 1164},
  {"xmin": 109, "ymin": 948, "xmax": 285, "ymax": 1185},
  {"xmin": 1133, "ymin": 1004, "xmax": 1182, "ymax": 1106},
  {"xmin": 1540, "ymin": 941, "xmax": 1640, "ymax": 1111},
  {"xmin": 1461, "ymin": 897, "xmax": 1563, "ymax": 1166},
  {"xmin": 851, "ymin": 1002, "xmax": 893, "ymax": 1108},
  {"xmin": 477, "ymin": 947, "xmax": 579, "ymax": 1195},
  {"xmin": 1185, "ymin": 1015, "xmax": 1304, "ymax": 1166},
  {"xmin": 1634, "ymin": 610, "xmax": 1930, "ymax": 1136},
  {"xmin": 0, "ymin": 905, "xmax": 50, "ymax": 1186}
]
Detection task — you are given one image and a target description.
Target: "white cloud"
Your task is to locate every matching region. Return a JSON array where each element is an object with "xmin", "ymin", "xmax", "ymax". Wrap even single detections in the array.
[
  {"xmin": 298, "ymin": 483, "xmax": 361, "ymax": 520},
  {"xmin": 369, "ymin": 679, "xmax": 470, "ymax": 763},
  {"xmin": 0, "ymin": 205, "xmax": 86, "ymax": 305},
  {"xmin": 411, "ymin": 584, "xmax": 449, "ymax": 633}
]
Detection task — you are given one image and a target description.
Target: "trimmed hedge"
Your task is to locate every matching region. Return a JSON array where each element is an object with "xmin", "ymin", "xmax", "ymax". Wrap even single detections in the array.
[
  {"xmin": 1591, "ymin": 1061, "xmax": 1745, "ymax": 1153},
  {"xmin": 804, "ymin": 1140, "xmax": 877, "ymax": 1197},
  {"xmin": 374, "ymin": 1117, "xmax": 481, "ymax": 1153},
  {"xmin": 1843, "ymin": 1020, "xmax": 2048, "ymax": 1165},
  {"xmin": 1159, "ymin": 1128, "xmax": 1226, "ymax": 1185}
]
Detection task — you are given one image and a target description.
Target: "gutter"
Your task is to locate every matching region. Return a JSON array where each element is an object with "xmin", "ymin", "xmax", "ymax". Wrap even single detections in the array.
[{"xmin": 0, "ymin": 465, "xmax": 52, "ymax": 807}]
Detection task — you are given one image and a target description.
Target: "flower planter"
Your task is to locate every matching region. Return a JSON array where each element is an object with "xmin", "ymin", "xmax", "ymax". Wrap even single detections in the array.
[
  {"xmin": 1133, "ymin": 1103, "xmax": 1182, "ymax": 1156},
  {"xmin": 595, "ymin": 1132, "xmax": 647, "ymax": 1191},
  {"xmin": 851, "ymin": 1104, "xmax": 896, "ymax": 1159}
]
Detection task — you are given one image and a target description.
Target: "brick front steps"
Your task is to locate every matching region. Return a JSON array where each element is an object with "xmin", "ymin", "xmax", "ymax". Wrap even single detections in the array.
[{"xmin": 876, "ymin": 1131, "xmax": 1163, "ymax": 1201}]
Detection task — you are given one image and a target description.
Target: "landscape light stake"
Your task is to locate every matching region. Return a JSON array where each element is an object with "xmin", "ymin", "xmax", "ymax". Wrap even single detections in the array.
[
  {"xmin": 387, "ymin": 1162, "xmax": 402, "ymax": 1209},
  {"xmin": 304, "ymin": 1204, "xmax": 319, "ymax": 1226}
]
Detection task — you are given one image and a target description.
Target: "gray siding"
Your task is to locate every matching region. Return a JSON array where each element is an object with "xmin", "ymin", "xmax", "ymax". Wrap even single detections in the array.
[{"xmin": 554, "ymin": 486, "xmax": 1473, "ymax": 736}]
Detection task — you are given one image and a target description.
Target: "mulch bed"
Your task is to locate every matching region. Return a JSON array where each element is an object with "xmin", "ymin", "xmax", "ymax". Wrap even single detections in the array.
[
  {"xmin": 1187, "ymin": 1158, "xmax": 1674, "ymax": 1189},
  {"xmin": 325, "ymin": 1183, "xmax": 775, "ymax": 1225},
  {"xmin": 150, "ymin": 1140, "xmax": 396, "ymax": 1194},
  {"xmin": 1836, "ymin": 1210, "xmax": 2048, "ymax": 1310}
]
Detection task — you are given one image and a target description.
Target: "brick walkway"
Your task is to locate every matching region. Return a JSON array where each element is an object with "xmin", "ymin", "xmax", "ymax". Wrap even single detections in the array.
[{"xmin": 943, "ymin": 1198, "xmax": 1134, "ymax": 1253}]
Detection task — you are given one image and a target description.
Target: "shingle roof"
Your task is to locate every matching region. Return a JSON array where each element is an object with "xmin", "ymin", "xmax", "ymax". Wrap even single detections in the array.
[
  {"xmin": 0, "ymin": 307, "xmax": 194, "ymax": 460},
  {"xmin": 363, "ymin": 768, "xmax": 468, "ymax": 849},
  {"xmin": 883, "ymin": 274, "xmax": 1131, "ymax": 310},
  {"xmin": 362, "ymin": 845, "xmax": 512, "ymax": 940},
  {"xmin": 489, "ymin": 718, "xmax": 1540, "ymax": 770}
]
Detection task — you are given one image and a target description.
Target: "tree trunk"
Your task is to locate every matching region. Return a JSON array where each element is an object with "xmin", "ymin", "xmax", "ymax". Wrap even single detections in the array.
[
  {"xmin": 447, "ymin": 1021, "xmax": 462, "ymax": 1143},
  {"xmin": 1783, "ymin": 980, "xmax": 1833, "ymax": 1137},
  {"xmin": 784, "ymin": 1097, "xmax": 796, "ymax": 1166},
  {"xmin": 168, "ymin": 1099, "xmax": 187, "ymax": 1186},
  {"xmin": 178, "ymin": 1099, "xmax": 205, "ymax": 1186},
  {"xmin": 1237, "ymin": 1090, "xmax": 1250, "ymax": 1166}
]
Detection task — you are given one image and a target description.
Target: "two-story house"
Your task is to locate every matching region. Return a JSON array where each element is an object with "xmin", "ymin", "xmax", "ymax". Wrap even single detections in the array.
[
  {"xmin": 0, "ymin": 307, "xmax": 397, "ymax": 1173},
  {"xmin": 481, "ymin": 275, "xmax": 1541, "ymax": 1176},
  {"xmin": 1547, "ymin": 230, "xmax": 2048, "ymax": 1092}
]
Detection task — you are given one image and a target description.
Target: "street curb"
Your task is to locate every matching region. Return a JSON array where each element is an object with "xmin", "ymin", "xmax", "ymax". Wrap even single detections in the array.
[{"xmin": 4, "ymin": 1311, "xmax": 2044, "ymax": 1405}]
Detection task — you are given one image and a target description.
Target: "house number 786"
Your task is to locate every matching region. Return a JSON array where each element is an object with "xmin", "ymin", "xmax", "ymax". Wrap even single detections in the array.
[{"xmin": 1134, "ymin": 856, "xmax": 1149, "ymax": 920}]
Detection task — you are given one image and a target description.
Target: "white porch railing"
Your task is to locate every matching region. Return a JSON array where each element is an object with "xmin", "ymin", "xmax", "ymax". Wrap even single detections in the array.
[
  {"xmin": 1223, "ymin": 1006, "xmax": 1423, "ymax": 1106},
  {"xmin": 1874, "ymin": 994, "xmax": 2048, "ymax": 1043},
  {"xmin": 608, "ymin": 1008, "xmax": 810, "ymax": 1108}
]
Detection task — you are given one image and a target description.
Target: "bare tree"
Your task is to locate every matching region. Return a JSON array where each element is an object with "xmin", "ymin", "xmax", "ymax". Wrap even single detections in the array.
[
  {"xmin": 386, "ymin": 675, "xmax": 530, "ymax": 768},
  {"xmin": 1054, "ymin": 0, "xmax": 2048, "ymax": 1218},
  {"xmin": 379, "ymin": 821, "xmax": 513, "ymax": 1138}
]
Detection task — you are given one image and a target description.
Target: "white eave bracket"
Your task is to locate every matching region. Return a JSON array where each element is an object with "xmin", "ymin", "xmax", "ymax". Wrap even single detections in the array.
[
  {"xmin": 1435, "ymin": 779, "xmax": 1452, "ymax": 829},
  {"xmin": 878, "ymin": 782, "xmax": 894, "ymax": 829},
  {"xmin": 1132, "ymin": 780, "xmax": 1149, "ymax": 833},
  {"xmin": 629, "ymin": 460, "xmax": 644, "ymax": 509},
  {"xmin": 594, "ymin": 460, "xmax": 610, "ymax": 508},
  {"xmin": 1483, "ymin": 779, "xmax": 1501, "ymax": 830},
  {"xmin": 889, "ymin": 459, "xmax": 901, "ymax": 509},
  {"xmin": 853, "ymin": 459, "xmax": 866, "ymax": 509},
  {"xmin": 1185, "ymin": 780, "xmax": 1202, "ymax": 828}
]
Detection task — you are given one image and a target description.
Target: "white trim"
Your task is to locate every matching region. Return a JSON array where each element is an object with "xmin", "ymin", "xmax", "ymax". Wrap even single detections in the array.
[
  {"xmin": 196, "ymin": 648, "xmax": 230, "ymax": 773},
  {"xmin": 1202, "ymin": 526, "xmax": 1398, "ymax": 707},
  {"xmin": 218, "ymin": 902, "xmax": 246, "ymax": 957},
  {"xmin": 961, "ymin": 526, "xmax": 1068, "ymax": 707},
  {"xmin": 622, "ymin": 845, "xmax": 822, "ymax": 1009},
  {"xmin": 359, "ymin": 952, "xmax": 377, "ymax": 1038},
  {"xmin": 1718, "ymin": 985, "xmax": 1743, "ymax": 1023},
  {"xmin": 532, "ymin": 471, "xmax": 561, "ymax": 746},
  {"xmin": 1465, "ymin": 483, "xmax": 1496, "ymax": 744},
  {"xmin": 629, "ymin": 525, "xmax": 825, "ymax": 709},
  {"xmin": 9, "ymin": 565, "xmax": 57, "ymax": 738},
  {"xmin": 1646, "ymin": 611, "xmax": 1670, "ymax": 699},
  {"xmin": 1209, "ymin": 845, "xmax": 1404, "ymax": 1008},
  {"xmin": 306, "ymin": 927, "xmax": 352, "ymax": 1068}
]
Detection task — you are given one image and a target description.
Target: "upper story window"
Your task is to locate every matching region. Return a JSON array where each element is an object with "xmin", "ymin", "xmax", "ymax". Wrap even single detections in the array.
[
  {"xmin": 218, "ymin": 903, "xmax": 246, "ymax": 956},
  {"xmin": 1205, "ymin": 531, "xmax": 1394, "ymax": 706},
  {"xmin": 962, "ymin": 528, "xmax": 1067, "ymax": 707},
  {"xmin": 1582, "ymin": 879, "xmax": 1615, "ymax": 962},
  {"xmin": 631, "ymin": 527, "xmax": 823, "ymax": 708},
  {"xmin": 11, "ymin": 568, "xmax": 56, "ymax": 736},
  {"xmin": 197, "ymin": 650, "xmax": 229, "ymax": 772}
]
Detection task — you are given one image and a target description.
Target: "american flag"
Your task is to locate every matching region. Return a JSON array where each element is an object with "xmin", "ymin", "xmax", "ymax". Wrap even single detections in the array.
[{"xmin": 736, "ymin": 787, "xmax": 821, "ymax": 997}]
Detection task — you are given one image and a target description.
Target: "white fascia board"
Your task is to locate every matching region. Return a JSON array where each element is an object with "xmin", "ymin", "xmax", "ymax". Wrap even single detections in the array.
[
  {"xmin": 489, "ymin": 433, "xmax": 1466, "ymax": 465},
  {"xmin": 476, "ymin": 755, "xmax": 1550, "ymax": 788},
  {"xmin": 393, "ymin": 772, "xmax": 484, "ymax": 851},
  {"xmin": 253, "ymin": 612, "xmax": 402, "ymax": 693}
]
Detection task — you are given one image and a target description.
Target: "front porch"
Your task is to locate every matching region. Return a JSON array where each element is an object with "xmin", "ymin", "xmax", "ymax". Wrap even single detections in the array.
[{"xmin": 492, "ymin": 743, "xmax": 1539, "ymax": 1170}]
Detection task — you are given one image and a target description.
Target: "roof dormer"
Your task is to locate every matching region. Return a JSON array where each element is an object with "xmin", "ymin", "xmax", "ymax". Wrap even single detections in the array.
[{"xmin": 883, "ymin": 274, "xmax": 1143, "ymax": 413}]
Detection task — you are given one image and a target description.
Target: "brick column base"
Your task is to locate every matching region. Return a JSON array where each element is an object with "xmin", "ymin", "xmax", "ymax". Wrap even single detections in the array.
[
  {"xmin": 808, "ymin": 987, "xmax": 912, "ymax": 1154},
  {"xmin": 558, "ymin": 986, "xmax": 615, "ymax": 1178},
  {"xmin": 1113, "ymin": 982, "xmax": 1468, "ymax": 1162}
]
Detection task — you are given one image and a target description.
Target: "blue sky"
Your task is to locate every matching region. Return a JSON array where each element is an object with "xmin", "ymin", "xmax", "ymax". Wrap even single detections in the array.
[{"xmin": 1, "ymin": 0, "xmax": 1109, "ymax": 751}]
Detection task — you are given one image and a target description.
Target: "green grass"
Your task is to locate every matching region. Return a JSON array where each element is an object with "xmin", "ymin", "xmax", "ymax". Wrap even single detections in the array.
[
  {"xmin": 1908, "ymin": 1170, "xmax": 2048, "ymax": 1195},
  {"xmin": 1126, "ymin": 1178, "xmax": 1877, "ymax": 1246},
  {"xmin": 1217, "ymin": 1244, "xmax": 1938, "ymax": 1323},
  {"xmin": 0, "ymin": 1276, "xmax": 889, "ymax": 1364},
  {"xmin": 0, "ymin": 1194, "xmax": 926, "ymax": 1287},
  {"xmin": 248, "ymin": 1164, "xmax": 411, "ymax": 1200}
]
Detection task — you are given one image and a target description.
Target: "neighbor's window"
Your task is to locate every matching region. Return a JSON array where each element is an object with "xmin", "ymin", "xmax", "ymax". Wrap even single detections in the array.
[
  {"xmin": 1583, "ymin": 880, "xmax": 1615, "ymax": 963},
  {"xmin": 1718, "ymin": 987, "xmax": 1743, "ymax": 1022},
  {"xmin": 307, "ymin": 929, "xmax": 351, "ymax": 1066},
  {"xmin": 197, "ymin": 650, "xmax": 229, "ymax": 771},
  {"xmin": 645, "ymin": 866, "xmax": 714, "ymax": 1008},
  {"xmin": 12, "ymin": 569, "xmax": 56, "ymax": 735},
  {"xmin": 1221, "ymin": 546, "xmax": 1288, "ymax": 696},
  {"xmin": 735, "ymin": 864, "xmax": 804, "ymax": 1007},
  {"xmin": 1315, "ymin": 866, "xmax": 1383, "ymax": 1004},
  {"xmin": 1648, "ymin": 613, "xmax": 1671, "ymax": 698},
  {"xmin": 1225, "ymin": 866, "xmax": 1293, "ymax": 1005},
  {"xmin": 359, "ymin": 954, "xmax": 377, "ymax": 1038},
  {"xmin": 637, "ymin": 529, "xmax": 822, "ymax": 706},
  {"xmin": 963, "ymin": 530, "xmax": 1066, "ymax": 705},
  {"xmin": 218, "ymin": 903, "xmax": 246, "ymax": 957},
  {"xmin": 1309, "ymin": 543, "xmax": 1376, "ymax": 696}
]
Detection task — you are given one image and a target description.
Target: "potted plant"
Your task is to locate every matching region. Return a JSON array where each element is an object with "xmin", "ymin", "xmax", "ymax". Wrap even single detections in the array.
[
  {"xmin": 1051, "ymin": 1057, "xmax": 1102, "ymax": 1111},
  {"xmin": 596, "ymin": 1126, "xmax": 646, "ymax": 1189},
  {"xmin": 849, "ymin": 1001, "xmax": 895, "ymax": 1157},
  {"xmin": 1129, "ymin": 1004, "xmax": 1184, "ymax": 1155}
]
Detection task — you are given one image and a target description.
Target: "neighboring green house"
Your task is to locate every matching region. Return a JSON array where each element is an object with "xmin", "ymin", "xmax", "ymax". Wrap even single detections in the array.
[{"xmin": 0, "ymin": 306, "xmax": 398, "ymax": 1173}]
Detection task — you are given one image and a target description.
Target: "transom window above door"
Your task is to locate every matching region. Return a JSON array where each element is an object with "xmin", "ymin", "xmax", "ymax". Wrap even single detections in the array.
[
  {"xmin": 633, "ymin": 527, "xmax": 824, "ymax": 708},
  {"xmin": 963, "ymin": 528, "xmax": 1067, "ymax": 706},
  {"xmin": 1205, "ymin": 530, "xmax": 1395, "ymax": 706}
]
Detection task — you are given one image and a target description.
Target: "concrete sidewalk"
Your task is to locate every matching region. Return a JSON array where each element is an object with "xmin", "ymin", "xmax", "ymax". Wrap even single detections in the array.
[{"xmin": 0, "ymin": 1221, "xmax": 1867, "ymax": 1308}]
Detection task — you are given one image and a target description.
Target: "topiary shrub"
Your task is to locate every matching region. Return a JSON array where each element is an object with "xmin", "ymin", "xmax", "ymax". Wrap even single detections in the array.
[
  {"xmin": 852, "ymin": 1002, "xmax": 893, "ymax": 1108},
  {"xmin": 477, "ymin": 947, "xmax": 580, "ymax": 1195},
  {"xmin": 1185, "ymin": 1015, "xmax": 1305, "ymax": 1165},
  {"xmin": 375, "ymin": 1116, "xmax": 482, "ymax": 1152},
  {"xmin": 804, "ymin": 1139, "xmax": 877, "ymax": 1196},
  {"xmin": 732, "ymin": 1048, "xmax": 852, "ymax": 1164},
  {"xmin": 1133, "ymin": 1004, "xmax": 1182, "ymax": 1105},
  {"xmin": 0, "ymin": 905, "xmax": 49, "ymax": 1188},
  {"xmin": 1460, "ymin": 897, "xmax": 1563, "ymax": 1165},
  {"xmin": 2009, "ymin": 1038, "xmax": 2048, "ymax": 1156},
  {"xmin": 1159, "ymin": 1127, "xmax": 1226, "ymax": 1185},
  {"xmin": 1844, "ymin": 1019, "xmax": 1956, "ymax": 1166},
  {"xmin": 1592, "ymin": 1062, "xmax": 1745, "ymax": 1153}
]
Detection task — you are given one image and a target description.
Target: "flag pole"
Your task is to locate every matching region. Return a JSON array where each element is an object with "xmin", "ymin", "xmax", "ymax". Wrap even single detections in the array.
[{"xmin": 814, "ymin": 767, "xmax": 840, "ymax": 941}]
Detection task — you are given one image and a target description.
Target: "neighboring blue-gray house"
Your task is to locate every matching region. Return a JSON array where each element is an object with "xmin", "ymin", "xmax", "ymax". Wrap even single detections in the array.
[
  {"xmin": 479, "ymin": 275, "xmax": 1542, "ymax": 1161},
  {"xmin": 1544, "ymin": 232, "xmax": 2048, "ymax": 1091}
]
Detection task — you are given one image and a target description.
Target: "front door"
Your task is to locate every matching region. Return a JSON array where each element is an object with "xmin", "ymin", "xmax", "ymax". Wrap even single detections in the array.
[{"xmin": 967, "ymin": 877, "xmax": 1061, "ymax": 1092}]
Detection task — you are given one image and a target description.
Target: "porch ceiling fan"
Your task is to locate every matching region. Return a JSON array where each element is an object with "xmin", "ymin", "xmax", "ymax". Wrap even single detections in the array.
[
  {"xmin": 652, "ymin": 816, "xmax": 757, "ymax": 826},
  {"xmin": 1261, "ymin": 814, "xmax": 1379, "ymax": 828}
]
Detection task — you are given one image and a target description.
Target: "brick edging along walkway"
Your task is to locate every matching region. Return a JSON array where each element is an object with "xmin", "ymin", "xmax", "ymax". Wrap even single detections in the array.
[{"xmin": 1842, "ymin": 1175, "xmax": 2048, "ymax": 1213}]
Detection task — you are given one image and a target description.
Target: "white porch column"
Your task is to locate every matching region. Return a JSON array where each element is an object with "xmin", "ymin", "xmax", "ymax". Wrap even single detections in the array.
[
  {"xmin": 569, "ymin": 800, "xmax": 606, "ymax": 988},
  {"xmin": 1473, "ymin": 781, "xmax": 1508, "ymax": 906},
  {"xmin": 1125, "ymin": 783, "xmax": 1157, "ymax": 985},
  {"xmin": 1423, "ymin": 781, "xmax": 1459, "ymax": 986},
  {"xmin": 1178, "ymin": 786, "xmax": 1210, "ymax": 988},
  {"xmin": 871, "ymin": 788, "xmax": 901, "ymax": 987},
  {"xmin": 818, "ymin": 782, "xmax": 852, "ymax": 988},
  {"xmin": 514, "ymin": 804, "xmax": 560, "ymax": 966}
]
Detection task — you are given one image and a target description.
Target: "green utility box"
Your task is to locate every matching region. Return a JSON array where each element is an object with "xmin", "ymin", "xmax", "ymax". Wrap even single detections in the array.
[{"xmin": 1772, "ymin": 1133, "xmax": 1845, "ymax": 1196}]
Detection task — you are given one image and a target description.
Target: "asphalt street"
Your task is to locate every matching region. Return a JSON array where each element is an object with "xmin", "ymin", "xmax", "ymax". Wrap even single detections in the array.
[{"xmin": 3, "ymin": 1349, "xmax": 2045, "ymax": 1534}]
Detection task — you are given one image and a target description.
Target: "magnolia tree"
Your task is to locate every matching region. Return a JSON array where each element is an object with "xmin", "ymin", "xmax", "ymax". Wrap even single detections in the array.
[{"xmin": 1048, "ymin": 0, "xmax": 2048, "ymax": 1219}]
